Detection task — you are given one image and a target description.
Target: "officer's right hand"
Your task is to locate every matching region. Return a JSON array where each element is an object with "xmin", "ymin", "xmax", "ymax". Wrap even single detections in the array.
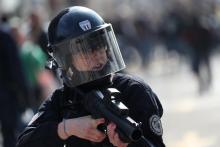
[{"xmin": 59, "ymin": 115, "xmax": 106, "ymax": 142}]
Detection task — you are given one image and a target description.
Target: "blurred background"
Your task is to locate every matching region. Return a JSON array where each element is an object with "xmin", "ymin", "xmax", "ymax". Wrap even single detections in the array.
[{"xmin": 0, "ymin": 0, "xmax": 220, "ymax": 147}]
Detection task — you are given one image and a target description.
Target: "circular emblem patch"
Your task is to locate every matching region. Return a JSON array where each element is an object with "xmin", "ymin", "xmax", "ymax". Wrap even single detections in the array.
[{"xmin": 149, "ymin": 115, "xmax": 163, "ymax": 136}]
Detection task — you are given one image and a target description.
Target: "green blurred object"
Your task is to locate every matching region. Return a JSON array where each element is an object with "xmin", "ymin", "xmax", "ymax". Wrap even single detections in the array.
[{"xmin": 20, "ymin": 41, "xmax": 47, "ymax": 87}]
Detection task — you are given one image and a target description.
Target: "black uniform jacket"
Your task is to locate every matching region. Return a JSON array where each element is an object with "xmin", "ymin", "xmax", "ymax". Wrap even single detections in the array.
[{"xmin": 16, "ymin": 73, "xmax": 165, "ymax": 147}]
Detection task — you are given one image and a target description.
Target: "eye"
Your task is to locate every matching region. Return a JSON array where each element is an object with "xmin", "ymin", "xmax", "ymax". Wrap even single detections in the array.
[{"xmin": 91, "ymin": 46, "xmax": 107, "ymax": 52}]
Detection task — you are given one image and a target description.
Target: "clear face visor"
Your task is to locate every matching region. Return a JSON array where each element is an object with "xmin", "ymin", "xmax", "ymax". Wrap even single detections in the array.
[{"xmin": 52, "ymin": 24, "xmax": 126, "ymax": 87}]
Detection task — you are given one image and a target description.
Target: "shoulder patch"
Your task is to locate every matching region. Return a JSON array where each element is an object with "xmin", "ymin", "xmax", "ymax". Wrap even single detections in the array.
[{"xmin": 149, "ymin": 115, "xmax": 163, "ymax": 136}]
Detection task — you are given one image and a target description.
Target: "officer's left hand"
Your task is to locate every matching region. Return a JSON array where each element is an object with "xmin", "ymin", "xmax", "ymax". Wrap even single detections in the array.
[{"xmin": 107, "ymin": 122, "xmax": 129, "ymax": 147}]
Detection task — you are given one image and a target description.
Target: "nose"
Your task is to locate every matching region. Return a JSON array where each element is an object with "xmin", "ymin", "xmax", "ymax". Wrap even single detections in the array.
[
  {"xmin": 91, "ymin": 50, "xmax": 106, "ymax": 63},
  {"xmin": 93, "ymin": 50, "xmax": 101, "ymax": 57},
  {"xmin": 92, "ymin": 50, "xmax": 102, "ymax": 58}
]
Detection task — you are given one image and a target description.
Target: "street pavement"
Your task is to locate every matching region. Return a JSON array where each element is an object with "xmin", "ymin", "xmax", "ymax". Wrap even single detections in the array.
[{"xmin": 127, "ymin": 51, "xmax": 220, "ymax": 147}]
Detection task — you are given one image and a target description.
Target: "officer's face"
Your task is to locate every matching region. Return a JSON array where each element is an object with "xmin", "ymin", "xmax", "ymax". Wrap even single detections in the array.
[{"xmin": 72, "ymin": 47, "xmax": 108, "ymax": 71}]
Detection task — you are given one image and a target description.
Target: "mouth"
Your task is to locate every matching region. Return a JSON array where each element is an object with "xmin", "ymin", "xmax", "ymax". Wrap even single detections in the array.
[{"xmin": 92, "ymin": 63, "xmax": 104, "ymax": 71}]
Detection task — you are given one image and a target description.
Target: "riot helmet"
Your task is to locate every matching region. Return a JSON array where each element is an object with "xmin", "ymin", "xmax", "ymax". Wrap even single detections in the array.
[{"xmin": 47, "ymin": 6, "xmax": 125, "ymax": 87}]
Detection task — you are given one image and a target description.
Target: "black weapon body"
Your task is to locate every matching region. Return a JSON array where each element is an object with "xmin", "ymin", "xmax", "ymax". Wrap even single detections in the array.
[{"xmin": 83, "ymin": 88, "xmax": 142, "ymax": 143}]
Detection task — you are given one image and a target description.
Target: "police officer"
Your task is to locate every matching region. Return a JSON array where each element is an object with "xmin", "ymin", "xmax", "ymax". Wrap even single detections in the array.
[{"xmin": 16, "ymin": 6, "xmax": 165, "ymax": 147}]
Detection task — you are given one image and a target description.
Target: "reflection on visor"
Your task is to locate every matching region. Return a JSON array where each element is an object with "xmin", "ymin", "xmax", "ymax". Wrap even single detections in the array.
[
  {"xmin": 72, "ymin": 46, "xmax": 108, "ymax": 72},
  {"xmin": 75, "ymin": 31, "xmax": 107, "ymax": 53},
  {"xmin": 53, "ymin": 24, "xmax": 126, "ymax": 87}
]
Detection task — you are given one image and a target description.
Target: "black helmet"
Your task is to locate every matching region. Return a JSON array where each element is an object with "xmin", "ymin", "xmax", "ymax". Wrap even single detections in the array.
[
  {"xmin": 47, "ymin": 6, "xmax": 125, "ymax": 87},
  {"xmin": 48, "ymin": 6, "xmax": 105, "ymax": 46}
]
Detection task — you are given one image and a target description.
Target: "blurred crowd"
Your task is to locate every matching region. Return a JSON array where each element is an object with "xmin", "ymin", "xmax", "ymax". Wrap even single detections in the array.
[{"xmin": 1, "ymin": 0, "xmax": 220, "ymax": 147}]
